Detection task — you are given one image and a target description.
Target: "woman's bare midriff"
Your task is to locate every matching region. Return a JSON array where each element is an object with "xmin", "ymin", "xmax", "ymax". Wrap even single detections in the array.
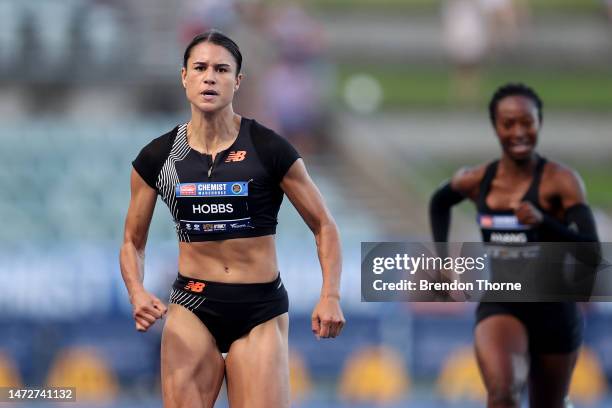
[{"xmin": 178, "ymin": 235, "xmax": 279, "ymax": 283}]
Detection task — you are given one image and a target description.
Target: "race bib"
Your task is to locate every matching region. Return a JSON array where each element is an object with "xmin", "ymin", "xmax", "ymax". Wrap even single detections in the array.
[{"xmin": 175, "ymin": 181, "xmax": 252, "ymax": 233}]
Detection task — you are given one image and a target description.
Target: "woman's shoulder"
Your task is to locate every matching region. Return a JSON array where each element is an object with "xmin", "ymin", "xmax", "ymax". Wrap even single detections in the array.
[
  {"xmin": 450, "ymin": 161, "xmax": 492, "ymax": 198},
  {"xmin": 132, "ymin": 125, "xmax": 182, "ymax": 185},
  {"xmin": 244, "ymin": 118, "xmax": 301, "ymax": 180},
  {"xmin": 247, "ymin": 118, "xmax": 285, "ymax": 141},
  {"xmin": 541, "ymin": 158, "xmax": 586, "ymax": 199},
  {"xmin": 246, "ymin": 118, "xmax": 299, "ymax": 155},
  {"xmin": 542, "ymin": 158, "xmax": 581, "ymax": 180}
]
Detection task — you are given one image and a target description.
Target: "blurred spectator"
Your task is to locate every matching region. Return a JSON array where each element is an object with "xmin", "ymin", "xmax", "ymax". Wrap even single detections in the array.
[
  {"xmin": 0, "ymin": 0, "xmax": 25, "ymax": 70},
  {"xmin": 263, "ymin": 1, "xmax": 332, "ymax": 154},
  {"xmin": 605, "ymin": 0, "xmax": 612, "ymax": 22},
  {"xmin": 23, "ymin": 0, "xmax": 84, "ymax": 72},
  {"xmin": 442, "ymin": 0, "xmax": 530, "ymax": 103},
  {"xmin": 263, "ymin": 61, "xmax": 324, "ymax": 155},
  {"xmin": 442, "ymin": 0, "xmax": 487, "ymax": 103},
  {"xmin": 179, "ymin": 0, "xmax": 239, "ymax": 43},
  {"xmin": 224, "ymin": 1, "xmax": 278, "ymax": 125},
  {"xmin": 481, "ymin": 0, "xmax": 529, "ymax": 54},
  {"xmin": 78, "ymin": 0, "xmax": 123, "ymax": 67},
  {"xmin": 1, "ymin": 0, "xmax": 125, "ymax": 76},
  {"xmin": 266, "ymin": 2, "xmax": 324, "ymax": 62}
]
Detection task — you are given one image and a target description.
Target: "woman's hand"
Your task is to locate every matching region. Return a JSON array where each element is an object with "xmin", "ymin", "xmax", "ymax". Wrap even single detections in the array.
[
  {"xmin": 130, "ymin": 290, "xmax": 167, "ymax": 332},
  {"xmin": 311, "ymin": 296, "xmax": 345, "ymax": 339},
  {"xmin": 514, "ymin": 201, "xmax": 543, "ymax": 226}
]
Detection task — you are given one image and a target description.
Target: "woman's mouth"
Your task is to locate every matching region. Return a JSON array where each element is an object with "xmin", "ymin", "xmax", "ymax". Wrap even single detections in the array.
[
  {"xmin": 201, "ymin": 90, "xmax": 219, "ymax": 101},
  {"xmin": 509, "ymin": 142, "xmax": 532, "ymax": 154}
]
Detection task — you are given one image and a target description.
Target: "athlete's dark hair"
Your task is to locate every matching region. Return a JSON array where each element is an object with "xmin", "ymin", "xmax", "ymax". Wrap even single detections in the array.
[
  {"xmin": 183, "ymin": 30, "xmax": 242, "ymax": 75},
  {"xmin": 488, "ymin": 83, "xmax": 543, "ymax": 125}
]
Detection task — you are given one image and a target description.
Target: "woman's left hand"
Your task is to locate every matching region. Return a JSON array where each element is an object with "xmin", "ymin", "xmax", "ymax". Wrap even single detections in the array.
[
  {"xmin": 514, "ymin": 201, "xmax": 544, "ymax": 226},
  {"xmin": 311, "ymin": 297, "xmax": 345, "ymax": 339}
]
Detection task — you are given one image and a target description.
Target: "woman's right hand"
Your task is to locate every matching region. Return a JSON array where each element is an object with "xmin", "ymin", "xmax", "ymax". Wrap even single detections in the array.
[{"xmin": 130, "ymin": 290, "xmax": 168, "ymax": 332}]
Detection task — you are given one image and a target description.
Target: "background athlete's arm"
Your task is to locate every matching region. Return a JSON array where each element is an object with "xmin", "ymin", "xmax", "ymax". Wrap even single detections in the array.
[
  {"xmin": 515, "ymin": 164, "xmax": 600, "ymax": 276},
  {"xmin": 428, "ymin": 166, "xmax": 484, "ymax": 300},
  {"xmin": 119, "ymin": 169, "xmax": 167, "ymax": 332},
  {"xmin": 281, "ymin": 159, "xmax": 345, "ymax": 339},
  {"xmin": 429, "ymin": 166, "xmax": 483, "ymax": 243},
  {"xmin": 515, "ymin": 164, "xmax": 599, "ymax": 242}
]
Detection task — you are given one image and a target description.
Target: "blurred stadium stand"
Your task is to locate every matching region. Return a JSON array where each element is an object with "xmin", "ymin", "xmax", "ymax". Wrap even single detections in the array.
[
  {"xmin": 0, "ymin": 351, "xmax": 22, "ymax": 388},
  {"xmin": 46, "ymin": 346, "xmax": 119, "ymax": 402},
  {"xmin": 437, "ymin": 346, "xmax": 486, "ymax": 402},
  {"xmin": 1, "ymin": 1, "xmax": 612, "ymax": 407},
  {"xmin": 569, "ymin": 347, "xmax": 608, "ymax": 403},
  {"xmin": 289, "ymin": 350, "xmax": 313, "ymax": 402},
  {"xmin": 338, "ymin": 345, "xmax": 410, "ymax": 403}
]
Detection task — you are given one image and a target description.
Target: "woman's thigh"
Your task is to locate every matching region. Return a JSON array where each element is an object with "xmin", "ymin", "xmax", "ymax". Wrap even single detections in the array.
[
  {"xmin": 475, "ymin": 314, "xmax": 530, "ymax": 406},
  {"xmin": 224, "ymin": 313, "xmax": 290, "ymax": 408},
  {"xmin": 161, "ymin": 304, "xmax": 225, "ymax": 408}
]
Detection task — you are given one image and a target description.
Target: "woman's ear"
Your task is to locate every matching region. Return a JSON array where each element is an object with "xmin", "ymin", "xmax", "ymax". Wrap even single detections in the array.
[
  {"xmin": 235, "ymin": 73, "xmax": 243, "ymax": 91},
  {"xmin": 181, "ymin": 67, "xmax": 187, "ymax": 89}
]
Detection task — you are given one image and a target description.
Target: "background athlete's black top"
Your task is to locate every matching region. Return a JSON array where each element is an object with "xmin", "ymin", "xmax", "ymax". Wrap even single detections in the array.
[
  {"xmin": 476, "ymin": 155, "xmax": 547, "ymax": 243},
  {"xmin": 476, "ymin": 156, "xmax": 550, "ymax": 294},
  {"xmin": 132, "ymin": 118, "xmax": 300, "ymax": 242}
]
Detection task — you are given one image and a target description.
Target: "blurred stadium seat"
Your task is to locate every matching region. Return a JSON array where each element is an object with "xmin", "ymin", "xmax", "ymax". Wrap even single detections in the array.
[
  {"xmin": 569, "ymin": 346, "xmax": 608, "ymax": 403},
  {"xmin": 0, "ymin": 350, "xmax": 22, "ymax": 387},
  {"xmin": 46, "ymin": 346, "xmax": 119, "ymax": 402},
  {"xmin": 436, "ymin": 345, "xmax": 485, "ymax": 402},
  {"xmin": 338, "ymin": 345, "xmax": 410, "ymax": 404},
  {"xmin": 289, "ymin": 349, "xmax": 312, "ymax": 403}
]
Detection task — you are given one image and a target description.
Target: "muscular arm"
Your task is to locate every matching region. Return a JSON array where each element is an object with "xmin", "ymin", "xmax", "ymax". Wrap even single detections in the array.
[
  {"xmin": 427, "ymin": 166, "xmax": 485, "ymax": 300},
  {"xmin": 429, "ymin": 182, "xmax": 465, "ymax": 242},
  {"xmin": 429, "ymin": 165, "xmax": 485, "ymax": 242},
  {"xmin": 281, "ymin": 159, "xmax": 345, "ymax": 338},
  {"xmin": 119, "ymin": 169, "xmax": 167, "ymax": 331},
  {"xmin": 543, "ymin": 167, "xmax": 598, "ymax": 242},
  {"xmin": 120, "ymin": 169, "xmax": 157, "ymax": 295},
  {"xmin": 542, "ymin": 165, "xmax": 600, "ymax": 294},
  {"xmin": 517, "ymin": 164, "xmax": 599, "ymax": 242},
  {"xmin": 515, "ymin": 164, "xmax": 600, "ymax": 282}
]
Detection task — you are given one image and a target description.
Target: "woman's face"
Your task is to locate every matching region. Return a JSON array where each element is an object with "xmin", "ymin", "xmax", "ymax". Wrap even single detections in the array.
[
  {"xmin": 494, "ymin": 95, "xmax": 540, "ymax": 161},
  {"xmin": 181, "ymin": 42, "xmax": 242, "ymax": 114}
]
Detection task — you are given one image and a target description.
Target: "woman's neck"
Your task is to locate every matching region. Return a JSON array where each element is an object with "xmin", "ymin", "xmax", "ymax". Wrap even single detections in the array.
[
  {"xmin": 499, "ymin": 153, "xmax": 538, "ymax": 177},
  {"xmin": 188, "ymin": 106, "xmax": 241, "ymax": 154}
]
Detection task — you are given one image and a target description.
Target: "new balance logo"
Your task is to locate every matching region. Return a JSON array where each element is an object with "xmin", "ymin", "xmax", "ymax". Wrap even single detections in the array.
[
  {"xmin": 184, "ymin": 281, "xmax": 205, "ymax": 293},
  {"xmin": 225, "ymin": 151, "xmax": 246, "ymax": 162}
]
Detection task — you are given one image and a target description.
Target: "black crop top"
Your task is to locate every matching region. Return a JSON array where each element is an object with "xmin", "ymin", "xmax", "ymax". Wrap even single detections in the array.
[
  {"xmin": 476, "ymin": 155, "xmax": 548, "ymax": 244},
  {"xmin": 132, "ymin": 118, "xmax": 300, "ymax": 242}
]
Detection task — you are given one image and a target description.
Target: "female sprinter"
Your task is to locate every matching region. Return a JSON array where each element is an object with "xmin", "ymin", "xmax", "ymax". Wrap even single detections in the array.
[
  {"xmin": 429, "ymin": 83, "xmax": 598, "ymax": 407},
  {"xmin": 120, "ymin": 30, "xmax": 345, "ymax": 408}
]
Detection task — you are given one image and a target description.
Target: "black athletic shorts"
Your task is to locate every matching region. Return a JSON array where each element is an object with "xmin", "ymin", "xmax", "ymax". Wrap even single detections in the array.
[
  {"xmin": 476, "ymin": 302, "xmax": 583, "ymax": 353},
  {"xmin": 169, "ymin": 273, "xmax": 289, "ymax": 353}
]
